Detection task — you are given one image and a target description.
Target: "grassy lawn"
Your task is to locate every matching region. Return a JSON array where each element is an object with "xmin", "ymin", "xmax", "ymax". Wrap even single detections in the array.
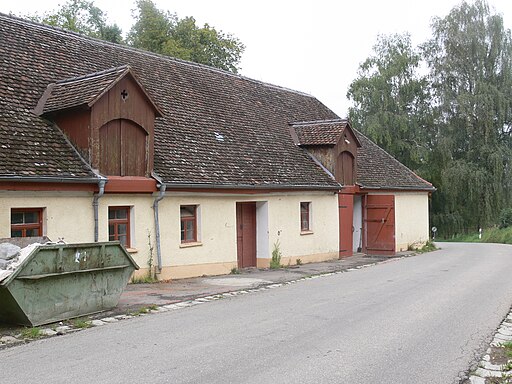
[{"xmin": 437, "ymin": 227, "xmax": 512, "ymax": 245}]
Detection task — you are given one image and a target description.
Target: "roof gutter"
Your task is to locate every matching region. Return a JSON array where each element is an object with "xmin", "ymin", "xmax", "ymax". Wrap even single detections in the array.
[
  {"xmin": 162, "ymin": 183, "xmax": 341, "ymax": 191},
  {"xmin": 0, "ymin": 176, "xmax": 101, "ymax": 184},
  {"xmin": 360, "ymin": 185, "xmax": 437, "ymax": 192},
  {"xmin": 93, "ymin": 178, "xmax": 107, "ymax": 242}
]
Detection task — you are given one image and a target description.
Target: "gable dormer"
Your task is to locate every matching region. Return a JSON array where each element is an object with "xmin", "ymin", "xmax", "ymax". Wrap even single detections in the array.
[
  {"xmin": 34, "ymin": 66, "xmax": 163, "ymax": 178},
  {"xmin": 291, "ymin": 119, "xmax": 361, "ymax": 186},
  {"xmin": 334, "ymin": 122, "xmax": 360, "ymax": 186}
]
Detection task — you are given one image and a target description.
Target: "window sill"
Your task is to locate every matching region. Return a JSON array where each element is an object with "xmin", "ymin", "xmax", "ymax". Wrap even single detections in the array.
[
  {"xmin": 179, "ymin": 242, "xmax": 203, "ymax": 248},
  {"xmin": 300, "ymin": 230, "xmax": 314, "ymax": 236},
  {"xmin": 126, "ymin": 248, "xmax": 138, "ymax": 253}
]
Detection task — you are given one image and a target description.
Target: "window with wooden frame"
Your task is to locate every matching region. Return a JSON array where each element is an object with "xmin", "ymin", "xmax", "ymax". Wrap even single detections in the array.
[
  {"xmin": 180, "ymin": 205, "xmax": 197, "ymax": 243},
  {"xmin": 108, "ymin": 206, "xmax": 131, "ymax": 247},
  {"xmin": 11, "ymin": 208, "xmax": 43, "ymax": 237},
  {"xmin": 300, "ymin": 202, "xmax": 312, "ymax": 232}
]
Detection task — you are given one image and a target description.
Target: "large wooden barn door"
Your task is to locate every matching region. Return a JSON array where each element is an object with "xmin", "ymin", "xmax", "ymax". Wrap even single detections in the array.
[
  {"xmin": 236, "ymin": 202, "xmax": 257, "ymax": 268},
  {"xmin": 364, "ymin": 195, "xmax": 395, "ymax": 255}
]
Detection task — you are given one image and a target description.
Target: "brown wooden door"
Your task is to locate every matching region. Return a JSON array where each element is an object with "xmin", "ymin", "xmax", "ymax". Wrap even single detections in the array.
[
  {"xmin": 364, "ymin": 195, "xmax": 395, "ymax": 255},
  {"xmin": 99, "ymin": 119, "xmax": 147, "ymax": 176},
  {"xmin": 236, "ymin": 202, "xmax": 257, "ymax": 268},
  {"xmin": 338, "ymin": 193, "xmax": 354, "ymax": 258}
]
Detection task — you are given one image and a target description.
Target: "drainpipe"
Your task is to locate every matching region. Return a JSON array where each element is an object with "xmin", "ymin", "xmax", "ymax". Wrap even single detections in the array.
[
  {"xmin": 93, "ymin": 179, "xmax": 107, "ymax": 242},
  {"xmin": 153, "ymin": 180, "xmax": 166, "ymax": 273}
]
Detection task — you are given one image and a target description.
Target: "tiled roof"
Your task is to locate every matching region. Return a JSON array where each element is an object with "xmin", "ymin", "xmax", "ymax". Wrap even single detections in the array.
[
  {"xmin": 292, "ymin": 119, "xmax": 348, "ymax": 145},
  {"xmin": 35, "ymin": 66, "xmax": 129, "ymax": 115},
  {"xmin": 0, "ymin": 14, "xmax": 340, "ymax": 189},
  {"xmin": 355, "ymin": 131, "xmax": 435, "ymax": 191}
]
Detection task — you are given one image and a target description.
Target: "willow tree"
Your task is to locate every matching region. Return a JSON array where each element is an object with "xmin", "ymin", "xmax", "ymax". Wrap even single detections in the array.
[
  {"xmin": 423, "ymin": 0, "xmax": 512, "ymax": 232},
  {"xmin": 347, "ymin": 33, "xmax": 434, "ymax": 172}
]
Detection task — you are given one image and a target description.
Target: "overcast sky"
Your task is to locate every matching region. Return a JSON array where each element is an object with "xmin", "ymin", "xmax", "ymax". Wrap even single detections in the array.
[{"xmin": 3, "ymin": 0, "xmax": 512, "ymax": 117}]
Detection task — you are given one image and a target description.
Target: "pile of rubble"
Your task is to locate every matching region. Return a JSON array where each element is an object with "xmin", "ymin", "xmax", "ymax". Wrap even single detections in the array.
[{"xmin": 0, "ymin": 243, "xmax": 41, "ymax": 283}]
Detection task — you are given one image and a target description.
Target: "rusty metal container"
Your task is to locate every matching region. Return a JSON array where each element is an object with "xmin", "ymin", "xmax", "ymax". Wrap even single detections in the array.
[{"xmin": 0, "ymin": 242, "xmax": 138, "ymax": 326}]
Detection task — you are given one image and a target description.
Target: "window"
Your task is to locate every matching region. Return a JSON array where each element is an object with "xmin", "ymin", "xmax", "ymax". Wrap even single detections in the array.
[
  {"xmin": 11, "ymin": 208, "xmax": 43, "ymax": 237},
  {"xmin": 108, "ymin": 206, "xmax": 130, "ymax": 247},
  {"xmin": 180, "ymin": 205, "xmax": 197, "ymax": 243},
  {"xmin": 300, "ymin": 202, "xmax": 311, "ymax": 232}
]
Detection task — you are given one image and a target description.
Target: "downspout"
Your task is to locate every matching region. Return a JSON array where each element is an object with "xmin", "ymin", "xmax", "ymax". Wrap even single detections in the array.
[
  {"xmin": 153, "ymin": 177, "xmax": 166, "ymax": 273},
  {"xmin": 93, "ymin": 179, "xmax": 107, "ymax": 242}
]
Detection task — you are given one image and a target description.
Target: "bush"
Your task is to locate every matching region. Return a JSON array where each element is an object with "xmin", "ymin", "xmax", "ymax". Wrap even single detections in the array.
[
  {"xmin": 481, "ymin": 226, "xmax": 512, "ymax": 244},
  {"xmin": 270, "ymin": 241, "xmax": 282, "ymax": 269},
  {"xmin": 499, "ymin": 208, "xmax": 512, "ymax": 228}
]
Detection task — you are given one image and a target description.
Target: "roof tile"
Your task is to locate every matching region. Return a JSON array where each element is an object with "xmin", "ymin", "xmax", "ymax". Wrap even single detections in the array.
[{"xmin": 0, "ymin": 14, "xmax": 340, "ymax": 188}]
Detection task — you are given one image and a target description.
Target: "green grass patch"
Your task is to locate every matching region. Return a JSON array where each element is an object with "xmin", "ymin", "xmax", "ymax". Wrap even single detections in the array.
[
  {"xmin": 416, "ymin": 240, "xmax": 438, "ymax": 253},
  {"xmin": 131, "ymin": 275, "xmax": 159, "ymax": 284},
  {"xmin": 132, "ymin": 305, "xmax": 159, "ymax": 316},
  {"xmin": 70, "ymin": 318, "xmax": 91, "ymax": 329},
  {"xmin": 20, "ymin": 327, "xmax": 41, "ymax": 339},
  {"xmin": 437, "ymin": 226, "xmax": 512, "ymax": 244},
  {"xmin": 504, "ymin": 341, "xmax": 512, "ymax": 359},
  {"xmin": 481, "ymin": 227, "xmax": 512, "ymax": 245},
  {"xmin": 436, "ymin": 232, "xmax": 481, "ymax": 242}
]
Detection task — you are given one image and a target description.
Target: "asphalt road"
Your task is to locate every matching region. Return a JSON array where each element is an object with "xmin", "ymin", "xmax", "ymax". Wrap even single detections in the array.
[{"xmin": 2, "ymin": 242, "xmax": 512, "ymax": 384}]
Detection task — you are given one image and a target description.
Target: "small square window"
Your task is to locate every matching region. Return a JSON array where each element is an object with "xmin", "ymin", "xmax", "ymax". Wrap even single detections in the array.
[
  {"xmin": 180, "ymin": 205, "xmax": 197, "ymax": 243},
  {"xmin": 11, "ymin": 208, "xmax": 43, "ymax": 238},
  {"xmin": 300, "ymin": 202, "xmax": 311, "ymax": 232},
  {"xmin": 108, "ymin": 206, "xmax": 131, "ymax": 247}
]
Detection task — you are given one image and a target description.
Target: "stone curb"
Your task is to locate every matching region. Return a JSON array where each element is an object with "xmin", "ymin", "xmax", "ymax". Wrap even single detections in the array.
[{"xmin": 467, "ymin": 309, "xmax": 512, "ymax": 383}]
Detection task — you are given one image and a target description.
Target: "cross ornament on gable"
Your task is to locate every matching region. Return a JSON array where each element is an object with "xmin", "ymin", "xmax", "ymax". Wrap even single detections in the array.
[{"xmin": 121, "ymin": 89, "xmax": 128, "ymax": 101}]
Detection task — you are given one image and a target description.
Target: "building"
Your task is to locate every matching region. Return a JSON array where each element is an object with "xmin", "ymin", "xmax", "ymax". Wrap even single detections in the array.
[{"xmin": 0, "ymin": 14, "xmax": 434, "ymax": 280}]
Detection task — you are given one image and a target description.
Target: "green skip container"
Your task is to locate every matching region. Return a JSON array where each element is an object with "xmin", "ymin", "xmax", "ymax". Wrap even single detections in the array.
[{"xmin": 0, "ymin": 242, "xmax": 139, "ymax": 326}]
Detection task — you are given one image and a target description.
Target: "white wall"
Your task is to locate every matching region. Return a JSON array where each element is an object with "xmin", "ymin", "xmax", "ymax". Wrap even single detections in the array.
[
  {"xmin": 1, "ymin": 189, "xmax": 339, "ymax": 278},
  {"xmin": 0, "ymin": 191, "xmax": 95, "ymax": 243},
  {"xmin": 157, "ymin": 191, "xmax": 339, "ymax": 266},
  {"xmin": 394, "ymin": 192, "xmax": 430, "ymax": 251},
  {"xmin": 256, "ymin": 201, "xmax": 269, "ymax": 260}
]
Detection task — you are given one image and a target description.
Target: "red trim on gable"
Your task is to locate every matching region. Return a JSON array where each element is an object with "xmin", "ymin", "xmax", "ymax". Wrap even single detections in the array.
[
  {"xmin": 0, "ymin": 182, "xmax": 97, "ymax": 192},
  {"xmin": 104, "ymin": 176, "xmax": 157, "ymax": 193},
  {"xmin": 340, "ymin": 185, "xmax": 361, "ymax": 195}
]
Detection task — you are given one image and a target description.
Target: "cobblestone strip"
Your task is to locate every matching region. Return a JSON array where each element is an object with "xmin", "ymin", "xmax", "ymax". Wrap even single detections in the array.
[
  {"xmin": 0, "ymin": 257, "xmax": 403, "ymax": 347},
  {"xmin": 468, "ymin": 311, "xmax": 512, "ymax": 383}
]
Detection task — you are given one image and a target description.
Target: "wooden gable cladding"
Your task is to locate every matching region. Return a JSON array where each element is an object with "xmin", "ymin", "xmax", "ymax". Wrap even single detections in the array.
[
  {"xmin": 54, "ymin": 109, "xmax": 92, "ymax": 163},
  {"xmin": 36, "ymin": 67, "xmax": 162, "ymax": 179},
  {"xmin": 292, "ymin": 119, "xmax": 361, "ymax": 187},
  {"xmin": 91, "ymin": 75, "xmax": 157, "ymax": 177}
]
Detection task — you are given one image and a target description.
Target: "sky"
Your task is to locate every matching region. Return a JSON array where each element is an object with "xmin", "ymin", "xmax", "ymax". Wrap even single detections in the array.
[{"xmin": 2, "ymin": 0, "xmax": 512, "ymax": 117}]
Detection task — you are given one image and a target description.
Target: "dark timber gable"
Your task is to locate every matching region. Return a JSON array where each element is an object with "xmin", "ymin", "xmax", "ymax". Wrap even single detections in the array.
[{"xmin": 34, "ymin": 66, "xmax": 162, "ymax": 178}]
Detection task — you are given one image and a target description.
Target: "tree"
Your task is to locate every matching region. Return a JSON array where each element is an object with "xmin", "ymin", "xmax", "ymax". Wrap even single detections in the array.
[
  {"xmin": 424, "ymin": 0, "xmax": 512, "ymax": 232},
  {"xmin": 126, "ymin": 0, "xmax": 174, "ymax": 54},
  {"xmin": 28, "ymin": 0, "xmax": 123, "ymax": 43},
  {"xmin": 127, "ymin": 0, "xmax": 244, "ymax": 73},
  {"xmin": 347, "ymin": 33, "xmax": 434, "ymax": 172},
  {"xmin": 347, "ymin": 1, "xmax": 512, "ymax": 237},
  {"xmin": 164, "ymin": 17, "xmax": 244, "ymax": 74}
]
